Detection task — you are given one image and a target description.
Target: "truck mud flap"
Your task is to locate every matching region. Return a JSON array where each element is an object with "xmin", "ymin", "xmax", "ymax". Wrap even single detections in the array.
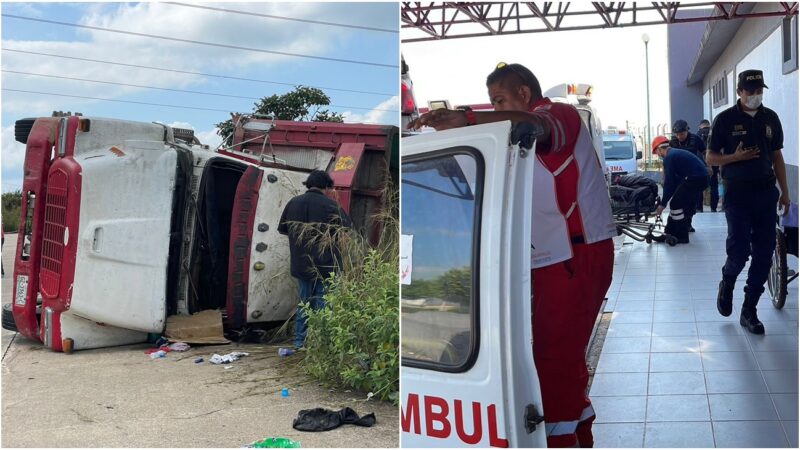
[{"xmin": 226, "ymin": 166, "xmax": 263, "ymax": 328}]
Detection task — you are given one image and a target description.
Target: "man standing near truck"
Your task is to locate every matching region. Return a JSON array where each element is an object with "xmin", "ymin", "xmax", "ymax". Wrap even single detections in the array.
[
  {"xmin": 408, "ymin": 62, "xmax": 616, "ymax": 448},
  {"xmin": 278, "ymin": 170, "xmax": 351, "ymax": 349}
]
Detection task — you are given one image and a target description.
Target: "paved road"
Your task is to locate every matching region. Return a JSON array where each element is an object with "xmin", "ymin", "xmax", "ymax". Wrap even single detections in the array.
[{"xmin": 1, "ymin": 233, "xmax": 398, "ymax": 447}]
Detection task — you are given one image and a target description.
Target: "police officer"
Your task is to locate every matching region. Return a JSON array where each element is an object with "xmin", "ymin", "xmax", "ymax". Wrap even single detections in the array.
[
  {"xmin": 669, "ymin": 119, "xmax": 707, "ymax": 224},
  {"xmin": 698, "ymin": 119, "xmax": 720, "ymax": 212},
  {"xmin": 707, "ymin": 69, "xmax": 790, "ymax": 334}
]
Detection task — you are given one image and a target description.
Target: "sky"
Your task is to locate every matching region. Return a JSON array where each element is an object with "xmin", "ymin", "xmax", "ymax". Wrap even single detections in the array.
[
  {"xmin": 402, "ymin": 23, "xmax": 674, "ymax": 141},
  {"xmin": 1, "ymin": 2, "xmax": 400, "ymax": 192}
]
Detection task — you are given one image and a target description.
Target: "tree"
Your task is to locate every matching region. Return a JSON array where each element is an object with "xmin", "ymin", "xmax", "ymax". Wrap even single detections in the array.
[{"xmin": 216, "ymin": 86, "xmax": 344, "ymax": 145}]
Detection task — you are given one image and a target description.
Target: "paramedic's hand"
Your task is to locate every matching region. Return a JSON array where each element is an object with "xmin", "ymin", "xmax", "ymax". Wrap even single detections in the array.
[
  {"xmin": 656, "ymin": 205, "xmax": 665, "ymax": 216},
  {"xmin": 407, "ymin": 109, "xmax": 467, "ymax": 131},
  {"xmin": 733, "ymin": 141, "xmax": 760, "ymax": 162}
]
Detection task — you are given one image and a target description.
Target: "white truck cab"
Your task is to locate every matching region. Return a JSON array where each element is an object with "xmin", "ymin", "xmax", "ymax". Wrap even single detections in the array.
[
  {"xmin": 400, "ymin": 121, "xmax": 547, "ymax": 448},
  {"xmin": 602, "ymin": 129, "xmax": 643, "ymax": 179}
]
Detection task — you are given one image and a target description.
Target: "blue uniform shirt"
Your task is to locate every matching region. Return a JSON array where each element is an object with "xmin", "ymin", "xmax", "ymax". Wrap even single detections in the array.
[{"xmin": 662, "ymin": 147, "xmax": 708, "ymax": 204}]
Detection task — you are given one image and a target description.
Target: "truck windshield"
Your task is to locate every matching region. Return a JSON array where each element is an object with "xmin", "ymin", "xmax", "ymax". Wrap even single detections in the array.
[{"xmin": 603, "ymin": 140, "xmax": 634, "ymax": 160}]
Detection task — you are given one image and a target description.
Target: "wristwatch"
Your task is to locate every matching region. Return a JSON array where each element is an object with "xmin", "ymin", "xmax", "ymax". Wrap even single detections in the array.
[{"xmin": 457, "ymin": 106, "xmax": 477, "ymax": 126}]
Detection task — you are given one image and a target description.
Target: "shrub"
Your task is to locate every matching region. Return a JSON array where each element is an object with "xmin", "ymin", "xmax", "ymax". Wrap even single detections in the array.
[
  {"xmin": 2, "ymin": 191, "xmax": 22, "ymax": 233},
  {"xmin": 301, "ymin": 188, "xmax": 399, "ymax": 403}
]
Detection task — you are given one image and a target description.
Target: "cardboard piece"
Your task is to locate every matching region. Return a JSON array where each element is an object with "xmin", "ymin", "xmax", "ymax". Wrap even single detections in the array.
[{"xmin": 165, "ymin": 309, "xmax": 230, "ymax": 345}]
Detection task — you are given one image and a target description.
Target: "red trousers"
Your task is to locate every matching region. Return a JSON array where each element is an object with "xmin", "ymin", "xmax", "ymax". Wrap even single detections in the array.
[{"xmin": 532, "ymin": 239, "xmax": 614, "ymax": 448}]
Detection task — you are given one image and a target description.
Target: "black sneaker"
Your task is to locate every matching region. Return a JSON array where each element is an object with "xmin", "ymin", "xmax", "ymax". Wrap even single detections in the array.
[
  {"xmin": 717, "ymin": 280, "xmax": 733, "ymax": 317},
  {"xmin": 740, "ymin": 308, "xmax": 765, "ymax": 335},
  {"xmin": 689, "ymin": 226, "xmax": 696, "ymax": 232}
]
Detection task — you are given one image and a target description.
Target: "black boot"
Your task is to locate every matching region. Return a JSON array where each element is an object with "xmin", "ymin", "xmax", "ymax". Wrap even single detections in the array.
[
  {"xmin": 717, "ymin": 279, "xmax": 734, "ymax": 317},
  {"xmin": 740, "ymin": 307, "xmax": 765, "ymax": 335}
]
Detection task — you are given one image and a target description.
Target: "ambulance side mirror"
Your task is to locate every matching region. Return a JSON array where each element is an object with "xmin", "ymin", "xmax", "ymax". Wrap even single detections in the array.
[{"xmin": 636, "ymin": 151, "xmax": 643, "ymax": 160}]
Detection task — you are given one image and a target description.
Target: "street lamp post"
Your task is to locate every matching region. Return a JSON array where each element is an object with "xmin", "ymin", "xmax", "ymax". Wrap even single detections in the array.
[{"xmin": 642, "ymin": 33, "xmax": 651, "ymax": 169}]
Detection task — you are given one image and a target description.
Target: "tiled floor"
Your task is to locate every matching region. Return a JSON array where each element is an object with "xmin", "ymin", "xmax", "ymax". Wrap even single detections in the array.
[{"xmin": 593, "ymin": 212, "xmax": 799, "ymax": 448}]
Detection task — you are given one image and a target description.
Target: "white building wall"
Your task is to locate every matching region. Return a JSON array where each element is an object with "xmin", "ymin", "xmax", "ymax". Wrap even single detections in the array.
[
  {"xmin": 700, "ymin": 3, "xmax": 798, "ymax": 201},
  {"xmin": 739, "ymin": 26, "xmax": 799, "ymax": 167}
]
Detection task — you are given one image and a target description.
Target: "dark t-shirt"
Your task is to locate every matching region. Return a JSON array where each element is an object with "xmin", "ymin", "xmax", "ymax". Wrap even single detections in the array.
[
  {"xmin": 669, "ymin": 131, "xmax": 706, "ymax": 164},
  {"xmin": 708, "ymin": 100, "xmax": 784, "ymax": 183},
  {"xmin": 278, "ymin": 190, "xmax": 352, "ymax": 280}
]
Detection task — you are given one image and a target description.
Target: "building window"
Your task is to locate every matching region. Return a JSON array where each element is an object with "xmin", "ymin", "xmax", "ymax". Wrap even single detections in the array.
[
  {"xmin": 401, "ymin": 149, "xmax": 483, "ymax": 372},
  {"xmin": 712, "ymin": 74, "xmax": 728, "ymax": 108},
  {"xmin": 783, "ymin": 15, "xmax": 798, "ymax": 74}
]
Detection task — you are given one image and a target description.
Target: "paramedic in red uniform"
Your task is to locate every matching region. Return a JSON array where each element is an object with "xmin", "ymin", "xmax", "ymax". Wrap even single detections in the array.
[{"xmin": 408, "ymin": 62, "xmax": 616, "ymax": 448}]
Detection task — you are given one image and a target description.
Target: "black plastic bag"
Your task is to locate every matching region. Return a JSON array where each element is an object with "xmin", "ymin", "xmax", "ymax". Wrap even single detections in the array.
[{"xmin": 292, "ymin": 407, "xmax": 376, "ymax": 432}]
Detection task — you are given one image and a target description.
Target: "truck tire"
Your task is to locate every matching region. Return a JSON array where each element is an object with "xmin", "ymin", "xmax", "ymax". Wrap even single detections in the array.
[
  {"xmin": 14, "ymin": 118, "xmax": 36, "ymax": 144},
  {"xmin": 2, "ymin": 303, "xmax": 17, "ymax": 333}
]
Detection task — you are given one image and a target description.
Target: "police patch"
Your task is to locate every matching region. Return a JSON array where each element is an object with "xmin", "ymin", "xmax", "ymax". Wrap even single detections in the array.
[{"xmin": 766, "ymin": 125, "xmax": 773, "ymax": 139}]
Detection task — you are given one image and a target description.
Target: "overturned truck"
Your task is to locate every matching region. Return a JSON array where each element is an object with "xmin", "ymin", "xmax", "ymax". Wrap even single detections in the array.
[{"xmin": 6, "ymin": 114, "xmax": 398, "ymax": 351}]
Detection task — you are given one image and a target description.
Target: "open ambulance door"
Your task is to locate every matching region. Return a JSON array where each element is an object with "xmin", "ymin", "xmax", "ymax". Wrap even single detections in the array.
[{"xmin": 400, "ymin": 121, "xmax": 546, "ymax": 448}]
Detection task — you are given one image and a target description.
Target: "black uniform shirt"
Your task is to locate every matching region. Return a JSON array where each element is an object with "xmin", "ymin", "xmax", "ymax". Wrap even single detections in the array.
[
  {"xmin": 278, "ymin": 189, "xmax": 351, "ymax": 280},
  {"xmin": 708, "ymin": 100, "xmax": 784, "ymax": 182},
  {"xmin": 669, "ymin": 131, "xmax": 707, "ymax": 165}
]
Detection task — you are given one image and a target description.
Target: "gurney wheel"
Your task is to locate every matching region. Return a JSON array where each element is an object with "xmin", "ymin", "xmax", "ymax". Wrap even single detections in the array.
[
  {"xmin": 666, "ymin": 236, "xmax": 678, "ymax": 246},
  {"xmin": 645, "ymin": 235, "xmax": 652, "ymax": 244}
]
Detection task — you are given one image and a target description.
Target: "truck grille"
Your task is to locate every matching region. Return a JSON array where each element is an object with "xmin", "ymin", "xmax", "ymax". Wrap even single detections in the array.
[{"xmin": 40, "ymin": 169, "xmax": 68, "ymax": 298}]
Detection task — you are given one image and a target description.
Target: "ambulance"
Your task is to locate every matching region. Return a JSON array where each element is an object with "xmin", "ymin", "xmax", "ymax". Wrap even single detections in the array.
[
  {"xmin": 6, "ymin": 114, "xmax": 396, "ymax": 351},
  {"xmin": 401, "ymin": 120, "xmax": 547, "ymax": 447},
  {"xmin": 602, "ymin": 129, "xmax": 642, "ymax": 179}
]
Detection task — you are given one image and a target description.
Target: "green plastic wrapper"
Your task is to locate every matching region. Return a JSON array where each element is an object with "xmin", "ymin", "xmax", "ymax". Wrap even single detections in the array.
[{"xmin": 249, "ymin": 437, "xmax": 301, "ymax": 448}]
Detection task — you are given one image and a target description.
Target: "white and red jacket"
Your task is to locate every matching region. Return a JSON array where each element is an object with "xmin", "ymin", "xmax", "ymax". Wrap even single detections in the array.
[{"xmin": 529, "ymin": 98, "xmax": 616, "ymax": 269}]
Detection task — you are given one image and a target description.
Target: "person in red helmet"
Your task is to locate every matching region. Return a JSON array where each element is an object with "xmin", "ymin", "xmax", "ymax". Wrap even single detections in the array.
[
  {"xmin": 652, "ymin": 135, "xmax": 709, "ymax": 244},
  {"xmin": 408, "ymin": 62, "xmax": 616, "ymax": 448}
]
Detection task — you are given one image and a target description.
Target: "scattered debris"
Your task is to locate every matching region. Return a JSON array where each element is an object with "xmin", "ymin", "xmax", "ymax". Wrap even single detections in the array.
[
  {"xmin": 247, "ymin": 437, "xmax": 301, "ymax": 448},
  {"xmin": 278, "ymin": 347, "xmax": 295, "ymax": 357},
  {"xmin": 224, "ymin": 366, "xmax": 233, "ymax": 370},
  {"xmin": 281, "ymin": 388, "xmax": 289, "ymax": 397},
  {"xmin": 149, "ymin": 350, "xmax": 167, "ymax": 359},
  {"xmin": 165, "ymin": 310, "xmax": 229, "ymax": 344},
  {"xmin": 168, "ymin": 342, "xmax": 190, "ymax": 352},
  {"xmin": 210, "ymin": 352, "xmax": 249, "ymax": 365},
  {"xmin": 194, "ymin": 357, "xmax": 204, "ymax": 364}
]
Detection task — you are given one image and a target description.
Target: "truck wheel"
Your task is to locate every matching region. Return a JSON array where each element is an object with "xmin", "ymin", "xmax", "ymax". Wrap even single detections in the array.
[
  {"xmin": 14, "ymin": 118, "xmax": 36, "ymax": 144},
  {"xmin": 2, "ymin": 303, "xmax": 18, "ymax": 333}
]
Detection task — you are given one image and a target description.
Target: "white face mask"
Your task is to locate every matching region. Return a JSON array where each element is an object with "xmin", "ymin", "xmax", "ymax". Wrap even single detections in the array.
[{"xmin": 744, "ymin": 94, "xmax": 763, "ymax": 109}]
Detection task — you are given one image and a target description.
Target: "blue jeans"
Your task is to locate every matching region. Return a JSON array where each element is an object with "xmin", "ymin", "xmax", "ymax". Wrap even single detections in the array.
[{"xmin": 295, "ymin": 278, "xmax": 326, "ymax": 348}]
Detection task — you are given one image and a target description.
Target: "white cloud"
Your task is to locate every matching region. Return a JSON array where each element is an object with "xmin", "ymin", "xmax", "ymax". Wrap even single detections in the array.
[
  {"xmin": 341, "ymin": 96, "xmax": 399, "ymax": 125},
  {"xmin": 2, "ymin": 2, "xmax": 395, "ymax": 103},
  {"xmin": 2, "ymin": 124, "xmax": 29, "ymax": 192},
  {"xmin": 195, "ymin": 128, "xmax": 223, "ymax": 149}
]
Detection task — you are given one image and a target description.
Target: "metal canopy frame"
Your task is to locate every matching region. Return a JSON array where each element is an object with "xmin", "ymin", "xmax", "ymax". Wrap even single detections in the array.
[{"xmin": 401, "ymin": 2, "xmax": 799, "ymax": 42}]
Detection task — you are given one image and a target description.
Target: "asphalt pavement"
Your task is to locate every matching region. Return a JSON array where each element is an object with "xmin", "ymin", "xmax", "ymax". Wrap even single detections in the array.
[{"xmin": 1, "ymin": 233, "xmax": 398, "ymax": 448}]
